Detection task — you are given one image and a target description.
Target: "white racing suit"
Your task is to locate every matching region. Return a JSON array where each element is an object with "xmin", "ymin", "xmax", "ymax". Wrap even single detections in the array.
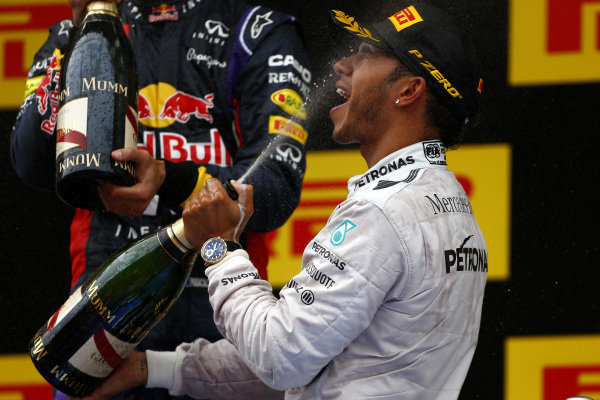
[{"xmin": 146, "ymin": 140, "xmax": 488, "ymax": 399}]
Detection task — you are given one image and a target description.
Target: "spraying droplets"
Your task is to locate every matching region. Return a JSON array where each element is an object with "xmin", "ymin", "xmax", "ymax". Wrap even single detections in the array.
[{"xmin": 237, "ymin": 48, "xmax": 358, "ymax": 184}]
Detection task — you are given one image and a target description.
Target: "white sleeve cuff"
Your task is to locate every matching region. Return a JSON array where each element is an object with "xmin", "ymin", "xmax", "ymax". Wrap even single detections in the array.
[
  {"xmin": 205, "ymin": 249, "xmax": 250, "ymax": 280},
  {"xmin": 145, "ymin": 350, "xmax": 180, "ymax": 392}
]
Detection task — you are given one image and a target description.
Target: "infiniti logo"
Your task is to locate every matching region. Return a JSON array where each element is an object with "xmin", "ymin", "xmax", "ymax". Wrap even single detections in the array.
[
  {"xmin": 205, "ymin": 20, "xmax": 229, "ymax": 38},
  {"xmin": 276, "ymin": 143, "xmax": 302, "ymax": 163}
]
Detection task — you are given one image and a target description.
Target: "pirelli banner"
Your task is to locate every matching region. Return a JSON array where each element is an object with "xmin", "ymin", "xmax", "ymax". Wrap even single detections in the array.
[
  {"xmin": 6, "ymin": 334, "xmax": 600, "ymax": 399},
  {"xmin": 0, "ymin": 354, "xmax": 52, "ymax": 398},
  {"xmin": 506, "ymin": 335, "xmax": 600, "ymax": 399},
  {"xmin": 510, "ymin": 0, "xmax": 600, "ymax": 85},
  {"xmin": 266, "ymin": 144, "xmax": 512, "ymax": 288},
  {"xmin": 0, "ymin": 1, "xmax": 71, "ymax": 108}
]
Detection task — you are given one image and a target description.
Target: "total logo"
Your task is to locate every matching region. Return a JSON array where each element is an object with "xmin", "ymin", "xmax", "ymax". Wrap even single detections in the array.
[{"xmin": 138, "ymin": 83, "xmax": 214, "ymax": 128}]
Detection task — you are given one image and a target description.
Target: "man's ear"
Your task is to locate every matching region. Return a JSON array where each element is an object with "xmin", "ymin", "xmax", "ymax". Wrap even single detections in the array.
[{"xmin": 393, "ymin": 76, "xmax": 427, "ymax": 107}]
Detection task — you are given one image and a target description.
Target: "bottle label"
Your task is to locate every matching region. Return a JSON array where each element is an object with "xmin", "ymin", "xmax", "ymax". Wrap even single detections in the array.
[
  {"xmin": 81, "ymin": 76, "xmax": 129, "ymax": 96},
  {"xmin": 56, "ymin": 97, "xmax": 88, "ymax": 157},
  {"xmin": 45, "ymin": 286, "xmax": 84, "ymax": 333},
  {"xmin": 68, "ymin": 326, "xmax": 137, "ymax": 378},
  {"xmin": 42, "ymin": 286, "xmax": 139, "ymax": 378},
  {"xmin": 124, "ymin": 103, "xmax": 138, "ymax": 149}
]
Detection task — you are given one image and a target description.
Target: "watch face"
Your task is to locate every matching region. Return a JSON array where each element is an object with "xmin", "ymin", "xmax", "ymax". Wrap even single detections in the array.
[{"xmin": 201, "ymin": 237, "xmax": 227, "ymax": 263}]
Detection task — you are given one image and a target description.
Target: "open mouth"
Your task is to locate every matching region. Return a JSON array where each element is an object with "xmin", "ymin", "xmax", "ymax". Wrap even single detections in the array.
[
  {"xmin": 330, "ymin": 84, "xmax": 351, "ymax": 117},
  {"xmin": 336, "ymin": 87, "xmax": 350, "ymax": 101}
]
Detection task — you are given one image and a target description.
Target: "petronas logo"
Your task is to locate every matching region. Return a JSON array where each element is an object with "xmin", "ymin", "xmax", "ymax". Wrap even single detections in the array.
[{"xmin": 330, "ymin": 219, "xmax": 357, "ymax": 247}]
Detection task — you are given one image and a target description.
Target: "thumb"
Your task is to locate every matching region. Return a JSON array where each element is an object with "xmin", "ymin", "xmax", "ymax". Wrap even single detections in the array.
[
  {"xmin": 230, "ymin": 180, "xmax": 253, "ymax": 241},
  {"xmin": 231, "ymin": 180, "xmax": 251, "ymax": 208},
  {"xmin": 111, "ymin": 148, "xmax": 128, "ymax": 161},
  {"xmin": 111, "ymin": 148, "xmax": 147, "ymax": 163}
]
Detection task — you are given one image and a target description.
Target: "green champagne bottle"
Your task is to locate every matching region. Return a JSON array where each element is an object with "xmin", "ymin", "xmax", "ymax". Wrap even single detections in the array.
[
  {"xmin": 56, "ymin": 0, "xmax": 138, "ymax": 210},
  {"xmin": 29, "ymin": 219, "xmax": 196, "ymax": 397}
]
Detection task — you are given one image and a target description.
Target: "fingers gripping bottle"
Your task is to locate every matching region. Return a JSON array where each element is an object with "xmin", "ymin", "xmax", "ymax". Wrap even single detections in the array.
[
  {"xmin": 56, "ymin": 1, "xmax": 138, "ymax": 210},
  {"xmin": 29, "ymin": 219, "xmax": 196, "ymax": 397}
]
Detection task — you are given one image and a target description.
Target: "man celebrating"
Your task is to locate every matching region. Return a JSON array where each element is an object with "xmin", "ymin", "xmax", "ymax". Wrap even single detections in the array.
[
  {"xmin": 77, "ymin": 2, "xmax": 487, "ymax": 399},
  {"xmin": 13, "ymin": 0, "xmax": 310, "ymax": 398}
]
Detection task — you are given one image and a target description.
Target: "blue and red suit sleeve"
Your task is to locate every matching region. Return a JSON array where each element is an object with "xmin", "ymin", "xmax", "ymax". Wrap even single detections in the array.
[
  {"xmin": 220, "ymin": 7, "xmax": 311, "ymax": 233},
  {"xmin": 10, "ymin": 20, "xmax": 73, "ymax": 191}
]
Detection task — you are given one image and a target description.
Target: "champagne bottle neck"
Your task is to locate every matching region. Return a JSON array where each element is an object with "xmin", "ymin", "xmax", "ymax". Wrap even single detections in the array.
[
  {"xmin": 85, "ymin": 1, "xmax": 119, "ymax": 18},
  {"xmin": 168, "ymin": 218, "xmax": 192, "ymax": 251},
  {"xmin": 157, "ymin": 218, "xmax": 195, "ymax": 264}
]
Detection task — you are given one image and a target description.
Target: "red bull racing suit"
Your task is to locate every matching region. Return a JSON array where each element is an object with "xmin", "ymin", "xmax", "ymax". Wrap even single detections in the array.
[{"xmin": 11, "ymin": 1, "xmax": 310, "ymax": 397}]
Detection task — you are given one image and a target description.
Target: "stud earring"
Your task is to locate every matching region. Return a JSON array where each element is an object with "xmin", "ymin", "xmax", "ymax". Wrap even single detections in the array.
[{"xmin": 395, "ymin": 98, "xmax": 400, "ymax": 104}]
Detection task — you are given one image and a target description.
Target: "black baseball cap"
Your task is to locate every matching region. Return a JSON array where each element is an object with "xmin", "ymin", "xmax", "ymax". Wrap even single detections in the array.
[{"xmin": 330, "ymin": 3, "xmax": 483, "ymax": 125}]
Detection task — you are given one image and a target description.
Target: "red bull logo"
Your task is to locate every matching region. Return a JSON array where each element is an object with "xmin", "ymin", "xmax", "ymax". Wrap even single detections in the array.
[
  {"xmin": 159, "ymin": 92, "xmax": 214, "ymax": 123},
  {"xmin": 149, "ymin": 3, "xmax": 179, "ymax": 22},
  {"xmin": 136, "ymin": 83, "xmax": 230, "ymax": 166},
  {"xmin": 35, "ymin": 49, "xmax": 63, "ymax": 134},
  {"xmin": 138, "ymin": 129, "xmax": 232, "ymax": 167},
  {"xmin": 138, "ymin": 92, "xmax": 154, "ymax": 120},
  {"xmin": 35, "ymin": 53, "xmax": 58, "ymax": 114},
  {"xmin": 138, "ymin": 83, "xmax": 214, "ymax": 128}
]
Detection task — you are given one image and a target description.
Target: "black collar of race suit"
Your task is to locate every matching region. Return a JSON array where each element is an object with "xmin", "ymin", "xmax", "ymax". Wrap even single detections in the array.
[
  {"xmin": 125, "ymin": 0, "xmax": 203, "ymax": 13},
  {"xmin": 129, "ymin": 0, "xmax": 195, "ymax": 4},
  {"xmin": 122, "ymin": 0, "xmax": 204, "ymax": 22}
]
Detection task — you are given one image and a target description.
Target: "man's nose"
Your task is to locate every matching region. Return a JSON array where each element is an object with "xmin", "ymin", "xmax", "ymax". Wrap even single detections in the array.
[{"xmin": 333, "ymin": 56, "xmax": 353, "ymax": 77}]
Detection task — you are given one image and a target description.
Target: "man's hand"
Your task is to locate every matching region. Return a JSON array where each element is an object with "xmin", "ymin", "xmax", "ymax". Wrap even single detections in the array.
[
  {"xmin": 182, "ymin": 178, "xmax": 254, "ymax": 251},
  {"xmin": 69, "ymin": 0, "xmax": 121, "ymax": 26},
  {"xmin": 69, "ymin": 351, "xmax": 147, "ymax": 400},
  {"xmin": 97, "ymin": 148, "xmax": 166, "ymax": 218}
]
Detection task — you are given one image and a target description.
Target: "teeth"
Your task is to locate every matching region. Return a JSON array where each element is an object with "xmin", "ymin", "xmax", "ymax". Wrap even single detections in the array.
[{"xmin": 336, "ymin": 88, "xmax": 350, "ymax": 100}]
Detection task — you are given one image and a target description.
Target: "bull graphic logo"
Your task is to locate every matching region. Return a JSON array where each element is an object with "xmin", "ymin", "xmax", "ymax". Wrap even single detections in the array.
[
  {"xmin": 159, "ymin": 92, "xmax": 214, "ymax": 124},
  {"xmin": 149, "ymin": 4, "xmax": 179, "ymax": 22},
  {"xmin": 138, "ymin": 93, "xmax": 154, "ymax": 120},
  {"xmin": 36, "ymin": 50, "xmax": 61, "ymax": 115},
  {"xmin": 137, "ymin": 84, "xmax": 215, "ymax": 128}
]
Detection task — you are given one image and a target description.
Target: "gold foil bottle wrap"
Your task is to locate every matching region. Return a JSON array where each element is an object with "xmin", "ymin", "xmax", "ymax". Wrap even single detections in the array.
[{"xmin": 86, "ymin": 1, "xmax": 119, "ymax": 17}]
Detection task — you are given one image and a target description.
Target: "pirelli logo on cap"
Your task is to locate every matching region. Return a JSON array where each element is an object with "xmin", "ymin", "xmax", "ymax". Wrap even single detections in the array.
[{"xmin": 388, "ymin": 6, "xmax": 423, "ymax": 32}]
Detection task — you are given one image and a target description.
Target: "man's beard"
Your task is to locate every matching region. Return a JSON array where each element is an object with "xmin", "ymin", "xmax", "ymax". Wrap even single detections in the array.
[{"xmin": 332, "ymin": 85, "xmax": 387, "ymax": 145}]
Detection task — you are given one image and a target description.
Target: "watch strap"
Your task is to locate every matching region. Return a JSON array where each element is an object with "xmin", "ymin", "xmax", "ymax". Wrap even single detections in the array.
[{"xmin": 224, "ymin": 240, "xmax": 242, "ymax": 252}]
